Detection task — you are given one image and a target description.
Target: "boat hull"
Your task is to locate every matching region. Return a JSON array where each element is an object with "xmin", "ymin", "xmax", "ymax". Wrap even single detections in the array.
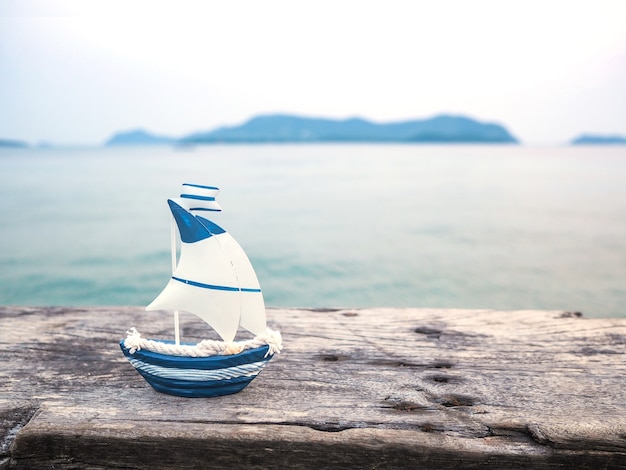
[{"xmin": 120, "ymin": 340, "xmax": 273, "ymax": 398}]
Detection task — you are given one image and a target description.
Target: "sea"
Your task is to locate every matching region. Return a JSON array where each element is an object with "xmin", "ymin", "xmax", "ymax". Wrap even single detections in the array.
[{"xmin": 1, "ymin": 144, "xmax": 625, "ymax": 318}]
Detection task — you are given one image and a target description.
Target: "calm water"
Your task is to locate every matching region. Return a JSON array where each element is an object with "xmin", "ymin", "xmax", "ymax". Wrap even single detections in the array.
[{"xmin": 0, "ymin": 144, "xmax": 625, "ymax": 318}]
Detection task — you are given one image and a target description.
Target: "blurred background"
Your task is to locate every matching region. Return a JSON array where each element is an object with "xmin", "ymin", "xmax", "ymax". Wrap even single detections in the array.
[{"xmin": 1, "ymin": 1, "xmax": 625, "ymax": 317}]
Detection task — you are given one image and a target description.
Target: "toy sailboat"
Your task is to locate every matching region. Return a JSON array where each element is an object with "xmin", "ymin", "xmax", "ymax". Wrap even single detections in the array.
[{"xmin": 120, "ymin": 184, "xmax": 282, "ymax": 398}]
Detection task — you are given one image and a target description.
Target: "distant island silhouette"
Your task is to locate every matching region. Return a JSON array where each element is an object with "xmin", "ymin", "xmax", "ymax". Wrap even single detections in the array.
[
  {"xmin": 105, "ymin": 129, "xmax": 177, "ymax": 146},
  {"xmin": 105, "ymin": 114, "xmax": 519, "ymax": 146},
  {"xmin": 0, "ymin": 139, "xmax": 28, "ymax": 148},
  {"xmin": 571, "ymin": 134, "xmax": 626, "ymax": 145},
  {"xmin": 5, "ymin": 118, "xmax": 626, "ymax": 148}
]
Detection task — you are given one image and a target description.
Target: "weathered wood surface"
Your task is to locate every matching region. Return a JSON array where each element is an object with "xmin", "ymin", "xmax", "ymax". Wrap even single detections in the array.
[{"xmin": 1, "ymin": 306, "xmax": 625, "ymax": 469}]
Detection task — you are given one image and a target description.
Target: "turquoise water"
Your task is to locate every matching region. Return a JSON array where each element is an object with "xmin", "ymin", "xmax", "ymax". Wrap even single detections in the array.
[{"xmin": 1, "ymin": 144, "xmax": 625, "ymax": 317}]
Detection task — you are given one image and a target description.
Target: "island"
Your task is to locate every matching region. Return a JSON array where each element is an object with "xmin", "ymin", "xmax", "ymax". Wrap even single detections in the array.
[
  {"xmin": 0, "ymin": 139, "xmax": 28, "ymax": 148},
  {"xmin": 104, "ymin": 114, "xmax": 519, "ymax": 146},
  {"xmin": 104, "ymin": 129, "xmax": 177, "ymax": 146},
  {"xmin": 571, "ymin": 134, "xmax": 626, "ymax": 145},
  {"xmin": 180, "ymin": 114, "xmax": 518, "ymax": 144}
]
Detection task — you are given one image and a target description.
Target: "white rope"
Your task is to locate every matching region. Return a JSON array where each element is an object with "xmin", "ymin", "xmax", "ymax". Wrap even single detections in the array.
[{"xmin": 124, "ymin": 327, "xmax": 282, "ymax": 358}]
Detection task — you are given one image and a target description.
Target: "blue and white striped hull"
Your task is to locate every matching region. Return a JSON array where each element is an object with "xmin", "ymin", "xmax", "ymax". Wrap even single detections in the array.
[{"xmin": 120, "ymin": 340, "xmax": 273, "ymax": 398}]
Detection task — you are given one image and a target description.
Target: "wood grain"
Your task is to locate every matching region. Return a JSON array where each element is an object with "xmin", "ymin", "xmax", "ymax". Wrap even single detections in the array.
[{"xmin": 1, "ymin": 306, "xmax": 625, "ymax": 469}]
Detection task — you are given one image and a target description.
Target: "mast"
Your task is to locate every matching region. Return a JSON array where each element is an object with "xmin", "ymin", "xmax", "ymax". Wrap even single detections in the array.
[{"xmin": 171, "ymin": 215, "xmax": 180, "ymax": 345}]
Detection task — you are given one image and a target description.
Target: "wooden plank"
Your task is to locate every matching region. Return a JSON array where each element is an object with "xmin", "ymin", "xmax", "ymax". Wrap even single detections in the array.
[{"xmin": 1, "ymin": 306, "xmax": 625, "ymax": 469}]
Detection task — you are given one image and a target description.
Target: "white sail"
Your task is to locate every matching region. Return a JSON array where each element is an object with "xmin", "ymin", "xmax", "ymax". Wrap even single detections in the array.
[
  {"xmin": 203, "ymin": 225, "xmax": 267, "ymax": 336},
  {"xmin": 146, "ymin": 194, "xmax": 266, "ymax": 343}
]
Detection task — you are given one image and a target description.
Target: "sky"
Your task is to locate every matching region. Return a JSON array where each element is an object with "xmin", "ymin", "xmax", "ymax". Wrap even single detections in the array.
[{"xmin": 1, "ymin": 0, "xmax": 625, "ymax": 145}]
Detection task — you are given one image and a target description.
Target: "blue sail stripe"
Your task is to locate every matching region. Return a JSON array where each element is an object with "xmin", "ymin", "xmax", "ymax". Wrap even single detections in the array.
[
  {"xmin": 180, "ymin": 194, "xmax": 216, "ymax": 201},
  {"xmin": 183, "ymin": 183, "xmax": 219, "ymax": 190},
  {"xmin": 172, "ymin": 276, "xmax": 261, "ymax": 293},
  {"xmin": 128, "ymin": 358, "xmax": 267, "ymax": 381},
  {"xmin": 190, "ymin": 207, "xmax": 221, "ymax": 212}
]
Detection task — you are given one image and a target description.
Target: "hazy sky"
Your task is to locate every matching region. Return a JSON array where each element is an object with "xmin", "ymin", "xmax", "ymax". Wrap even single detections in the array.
[{"xmin": 1, "ymin": 0, "xmax": 625, "ymax": 145}]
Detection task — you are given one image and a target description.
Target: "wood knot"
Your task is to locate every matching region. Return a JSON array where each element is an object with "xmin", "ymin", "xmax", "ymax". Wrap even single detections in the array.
[
  {"xmin": 317, "ymin": 353, "xmax": 350, "ymax": 362},
  {"xmin": 341, "ymin": 311, "xmax": 359, "ymax": 317},
  {"xmin": 414, "ymin": 326, "xmax": 443, "ymax": 339},
  {"xmin": 427, "ymin": 374, "xmax": 464, "ymax": 384},
  {"xmin": 390, "ymin": 401, "xmax": 430, "ymax": 412},
  {"xmin": 429, "ymin": 360, "xmax": 454, "ymax": 369},
  {"xmin": 559, "ymin": 311, "xmax": 583, "ymax": 318},
  {"xmin": 420, "ymin": 422, "xmax": 440, "ymax": 433},
  {"xmin": 436, "ymin": 394, "xmax": 477, "ymax": 407}
]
